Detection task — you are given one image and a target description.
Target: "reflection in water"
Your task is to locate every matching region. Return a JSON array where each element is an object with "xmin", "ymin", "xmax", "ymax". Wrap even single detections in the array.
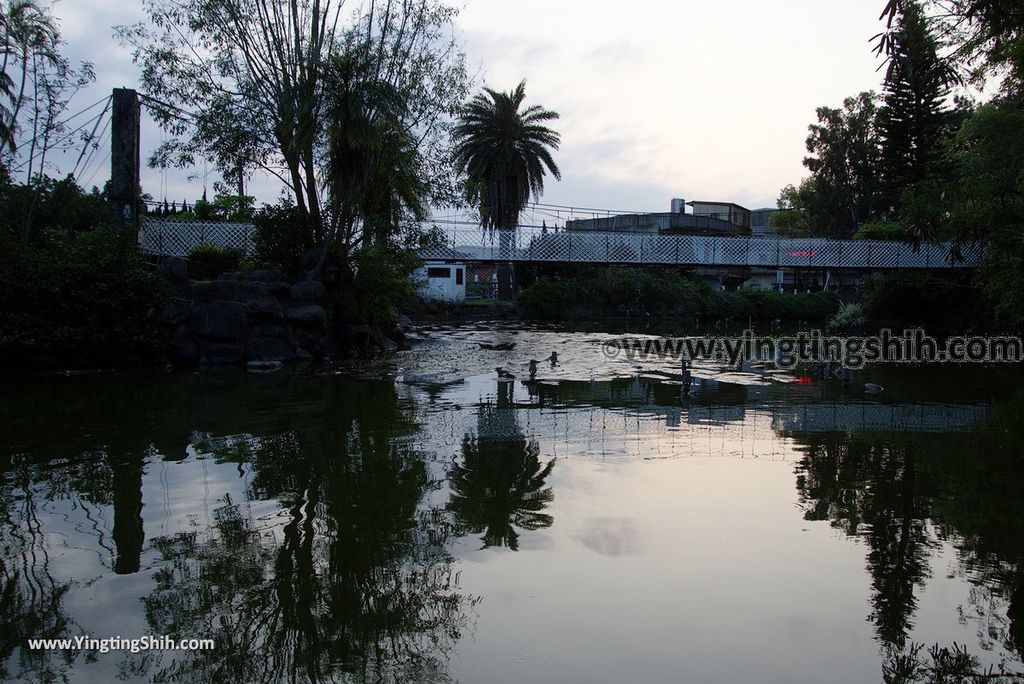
[
  {"xmin": 138, "ymin": 382, "xmax": 476, "ymax": 683},
  {"xmin": 448, "ymin": 381, "xmax": 555, "ymax": 551},
  {"xmin": 796, "ymin": 438, "xmax": 935, "ymax": 649},
  {"xmin": 794, "ymin": 404, "xmax": 1024, "ymax": 664},
  {"xmin": 448, "ymin": 432, "xmax": 554, "ymax": 551},
  {"xmin": 0, "ymin": 374, "xmax": 478, "ymax": 682},
  {"xmin": 0, "ymin": 328, "xmax": 1023, "ymax": 682}
]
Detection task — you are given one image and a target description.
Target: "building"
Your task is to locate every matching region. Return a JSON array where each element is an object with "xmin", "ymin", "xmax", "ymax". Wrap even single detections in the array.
[
  {"xmin": 749, "ymin": 208, "xmax": 778, "ymax": 238},
  {"xmin": 689, "ymin": 201, "xmax": 751, "ymax": 232},
  {"xmin": 563, "ymin": 198, "xmax": 751, "ymax": 236},
  {"xmin": 416, "ymin": 260, "xmax": 466, "ymax": 303}
]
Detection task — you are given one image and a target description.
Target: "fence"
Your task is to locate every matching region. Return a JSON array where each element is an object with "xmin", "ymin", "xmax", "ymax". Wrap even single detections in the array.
[
  {"xmin": 419, "ymin": 226, "xmax": 983, "ymax": 270},
  {"xmin": 138, "ymin": 217, "xmax": 256, "ymax": 257}
]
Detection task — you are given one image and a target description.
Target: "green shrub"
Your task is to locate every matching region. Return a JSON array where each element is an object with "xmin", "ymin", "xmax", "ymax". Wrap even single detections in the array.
[
  {"xmin": 516, "ymin": 278, "xmax": 576, "ymax": 319},
  {"xmin": 252, "ymin": 199, "xmax": 315, "ymax": 277},
  {"xmin": 0, "ymin": 227, "xmax": 167, "ymax": 362},
  {"xmin": 188, "ymin": 242, "xmax": 243, "ymax": 280},
  {"xmin": 860, "ymin": 272, "xmax": 989, "ymax": 327},
  {"xmin": 349, "ymin": 245, "xmax": 422, "ymax": 331},
  {"xmin": 827, "ymin": 302, "xmax": 867, "ymax": 330}
]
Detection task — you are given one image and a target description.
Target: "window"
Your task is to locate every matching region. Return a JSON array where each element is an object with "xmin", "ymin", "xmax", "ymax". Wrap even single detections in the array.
[
  {"xmin": 455, "ymin": 268, "xmax": 463, "ymax": 285},
  {"xmin": 427, "ymin": 267, "xmax": 450, "ymax": 279}
]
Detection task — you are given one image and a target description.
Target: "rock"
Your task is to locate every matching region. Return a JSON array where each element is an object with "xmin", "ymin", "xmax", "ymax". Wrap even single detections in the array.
[
  {"xmin": 249, "ymin": 270, "xmax": 285, "ymax": 282},
  {"xmin": 167, "ymin": 327, "xmax": 200, "ymax": 363},
  {"xmin": 292, "ymin": 326, "xmax": 322, "ymax": 351},
  {"xmin": 247, "ymin": 360, "xmax": 283, "ymax": 373},
  {"xmin": 286, "ymin": 305, "xmax": 327, "ymax": 326},
  {"xmin": 246, "ymin": 334, "xmax": 296, "ymax": 362},
  {"xmin": 387, "ymin": 327, "xmax": 409, "ymax": 350},
  {"xmin": 218, "ymin": 271, "xmax": 241, "ymax": 281},
  {"xmin": 188, "ymin": 301, "xmax": 248, "ymax": 340},
  {"xmin": 156, "ymin": 298, "xmax": 191, "ymax": 326},
  {"xmin": 341, "ymin": 323, "xmax": 373, "ymax": 338},
  {"xmin": 193, "ymin": 280, "xmax": 289, "ymax": 303},
  {"xmin": 864, "ymin": 382, "xmax": 885, "ymax": 394},
  {"xmin": 314, "ymin": 334, "xmax": 340, "ymax": 359},
  {"xmin": 250, "ymin": 321, "xmax": 291, "ymax": 338},
  {"xmin": 245, "ymin": 296, "xmax": 284, "ymax": 321},
  {"xmin": 158, "ymin": 256, "xmax": 188, "ymax": 283},
  {"xmin": 380, "ymin": 337, "xmax": 399, "ymax": 354},
  {"xmin": 296, "ymin": 348, "xmax": 313, "ymax": 361},
  {"xmin": 290, "ymin": 280, "xmax": 326, "ymax": 303},
  {"xmin": 202, "ymin": 343, "xmax": 245, "ymax": 364},
  {"xmin": 396, "ymin": 314, "xmax": 413, "ymax": 327}
]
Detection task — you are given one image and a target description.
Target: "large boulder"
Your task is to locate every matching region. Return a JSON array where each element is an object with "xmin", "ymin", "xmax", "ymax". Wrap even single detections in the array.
[
  {"xmin": 156, "ymin": 298, "xmax": 192, "ymax": 327},
  {"xmin": 286, "ymin": 305, "xmax": 327, "ymax": 326},
  {"xmin": 189, "ymin": 300, "xmax": 248, "ymax": 341},
  {"xmin": 249, "ymin": 270, "xmax": 286, "ymax": 282},
  {"xmin": 245, "ymin": 296, "xmax": 285, "ymax": 321},
  {"xmin": 158, "ymin": 256, "xmax": 188, "ymax": 283},
  {"xmin": 290, "ymin": 280, "xmax": 326, "ymax": 304},
  {"xmin": 167, "ymin": 326, "xmax": 200, "ymax": 363},
  {"xmin": 193, "ymin": 280, "xmax": 289, "ymax": 303},
  {"xmin": 201, "ymin": 342, "xmax": 245, "ymax": 365},
  {"xmin": 246, "ymin": 334, "xmax": 297, "ymax": 362}
]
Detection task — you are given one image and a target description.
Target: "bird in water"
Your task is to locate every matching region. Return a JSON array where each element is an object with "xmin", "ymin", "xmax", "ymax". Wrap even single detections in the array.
[
  {"xmin": 546, "ymin": 352, "xmax": 559, "ymax": 366},
  {"xmin": 680, "ymin": 357, "xmax": 694, "ymax": 393},
  {"xmin": 864, "ymin": 382, "xmax": 884, "ymax": 394},
  {"xmin": 528, "ymin": 359, "xmax": 539, "ymax": 376},
  {"xmin": 495, "ymin": 367, "xmax": 515, "ymax": 380}
]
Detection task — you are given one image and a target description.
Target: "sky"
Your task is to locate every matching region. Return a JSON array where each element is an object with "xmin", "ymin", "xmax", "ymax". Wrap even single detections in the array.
[{"xmin": 42, "ymin": 0, "xmax": 892, "ymax": 216}]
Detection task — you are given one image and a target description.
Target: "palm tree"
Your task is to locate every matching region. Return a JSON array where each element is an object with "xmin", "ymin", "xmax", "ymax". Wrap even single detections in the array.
[{"xmin": 453, "ymin": 81, "xmax": 561, "ymax": 299}]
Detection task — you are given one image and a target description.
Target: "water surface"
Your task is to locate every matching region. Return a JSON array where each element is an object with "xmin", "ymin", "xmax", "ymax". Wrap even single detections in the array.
[{"xmin": 2, "ymin": 323, "xmax": 1023, "ymax": 682}]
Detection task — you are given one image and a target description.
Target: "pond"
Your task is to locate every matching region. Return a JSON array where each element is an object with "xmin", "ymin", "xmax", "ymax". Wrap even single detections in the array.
[{"xmin": 2, "ymin": 322, "xmax": 1023, "ymax": 683}]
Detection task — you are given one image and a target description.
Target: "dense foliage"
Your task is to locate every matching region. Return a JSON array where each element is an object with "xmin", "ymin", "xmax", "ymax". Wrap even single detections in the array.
[
  {"xmin": 118, "ymin": 0, "xmax": 469, "ymax": 264},
  {"xmin": 0, "ymin": 226, "xmax": 167, "ymax": 363},
  {"xmin": 772, "ymin": 0, "xmax": 1024, "ymax": 326},
  {"xmin": 516, "ymin": 267, "xmax": 839, "ymax": 322},
  {"xmin": 187, "ymin": 242, "xmax": 243, "ymax": 280},
  {"xmin": 347, "ymin": 246, "xmax": 422, "ymax": 332}
]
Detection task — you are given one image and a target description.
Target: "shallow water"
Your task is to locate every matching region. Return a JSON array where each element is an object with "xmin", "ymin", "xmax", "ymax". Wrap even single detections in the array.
[{"xmin": 2, "ymin": 322, "xmax": 1023, "ymax": 683}]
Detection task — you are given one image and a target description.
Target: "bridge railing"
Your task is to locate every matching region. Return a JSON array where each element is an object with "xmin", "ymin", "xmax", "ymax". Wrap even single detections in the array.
[
  {"xmin": 138, "ymin": 217, "xmax": 256, "ymax": 257},
  {"xmin": 418, "ymin": 225, "xmax": 982, "ymax": 269}
]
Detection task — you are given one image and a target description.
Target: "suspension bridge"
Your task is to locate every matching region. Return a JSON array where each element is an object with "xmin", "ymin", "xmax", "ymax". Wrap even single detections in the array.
[{"xmin": 138, "ymin": 217, "xmax": 982, "ymax": 271}]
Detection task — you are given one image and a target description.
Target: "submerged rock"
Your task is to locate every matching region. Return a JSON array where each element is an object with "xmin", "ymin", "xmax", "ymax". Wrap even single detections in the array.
[{"xmin": 246, "ymin": 360, "xmax": 283, "ymax": 373}]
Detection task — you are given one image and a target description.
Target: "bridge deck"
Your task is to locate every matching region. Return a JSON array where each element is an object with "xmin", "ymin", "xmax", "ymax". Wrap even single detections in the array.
[
  {"xmin": 420, "ymin": 226, "xmax": 981, "ymax": 270},
  {"xmin": 137, "ymin": 218, "xmax": 981, "ymax": 270}
]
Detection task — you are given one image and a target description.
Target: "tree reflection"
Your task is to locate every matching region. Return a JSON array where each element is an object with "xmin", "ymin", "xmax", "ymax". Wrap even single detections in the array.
[
  {"xmin": 0, "ymin": 474, "xmax": 78, "ymax": 682},
  {"xmin": 448, "ymin": 431, "xmax": 554, "ymax": 551},
  {"xmin": 131, "ymin": 381, "xmax": 476, "ymax": 682},
  {"xmin": 796, "ymin": 437, "xmax": 935, "ymax": 649}
]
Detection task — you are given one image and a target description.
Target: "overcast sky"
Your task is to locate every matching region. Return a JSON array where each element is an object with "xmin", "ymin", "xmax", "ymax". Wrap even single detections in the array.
[{"xmin": 47, "ymin": 0, "xmax": 891, "ymax": 215}]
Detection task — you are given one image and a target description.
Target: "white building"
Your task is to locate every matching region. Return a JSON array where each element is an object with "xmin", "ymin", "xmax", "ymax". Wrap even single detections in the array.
[{"xmin": 417, "ymin": 261, "xmax": 466, "ymax": 303}]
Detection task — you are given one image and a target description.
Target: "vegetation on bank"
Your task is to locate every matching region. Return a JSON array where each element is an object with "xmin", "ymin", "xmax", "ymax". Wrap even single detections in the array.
[
  {"xmin": 515, "ymin": 267, "xmax": 840, "ymax": 322},
  {"xmin": 770, "ymin": 0, "xmax": 1024, "ymax": 328},
  {"xmin": 0, "ymin": 226, "xmax": 167, "ymax": 364}
]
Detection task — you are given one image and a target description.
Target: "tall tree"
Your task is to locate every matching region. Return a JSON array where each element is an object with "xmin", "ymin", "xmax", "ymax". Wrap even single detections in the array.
[
  {"xmin": 880, "ymin": 0, "xmax": 1024, "ymax": 90},
  {"xmin": 117, "ymin": 0, "xmax": 468, "ymax": 266},
  {"xmin": 877, "ymin": 1, "xmax": 956, "ymax": 231},
  {"xmin": 790, "ymin": 92, "xmax": 883, "ymax": 238},
  {"xmin": 453, "ymin": 81, "xmax": 561, "ymax": 298}
]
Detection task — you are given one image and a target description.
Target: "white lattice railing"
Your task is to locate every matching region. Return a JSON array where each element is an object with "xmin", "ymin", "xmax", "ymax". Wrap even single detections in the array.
[
  {"xmin": 418, "ymin": 226, "xmax": 982, "ymax": 269},
  {"xmin": 139, "ymin": 218, "xmax": 982, "ymax": 270},
  {"xmin": 138, "ymin": 217, "xmax": 256, "ymax": 257}
]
